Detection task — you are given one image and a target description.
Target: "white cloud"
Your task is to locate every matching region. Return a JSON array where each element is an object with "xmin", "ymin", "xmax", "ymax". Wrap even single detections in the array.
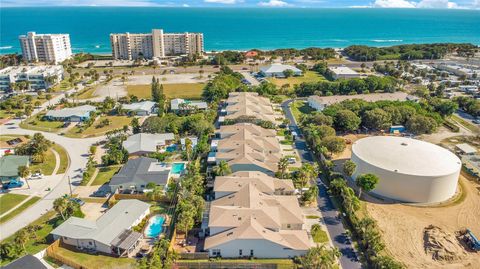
[
  {"xmin": 258, "ymin": 0, "xmax": 290, "ymax": 7},
  {"xmin": 182, "ymin": 3, "xmax": 190, "ymax": 7},
  {"xmin": 373, "ymin": 0, "xmax": 416, "ymax": 8},
  {"xmin": 472, "ymin": 0, "xmax": 480, "ymax": 8},
  {"xmin": 204, "ymin": 0, "xmax": 238, "ymax": 4},
  {"xmin": 1, "ymin": 0, "xmax": 162, "ymax": 6},
  {"xmin": 417, "ymin": 0, "xmax": 457, "ymax": 8}
]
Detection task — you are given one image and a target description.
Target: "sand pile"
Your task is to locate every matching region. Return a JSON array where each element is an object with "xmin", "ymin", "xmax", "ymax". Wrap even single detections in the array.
[{"xmin": 424, "ymin": 225, "xmax": 466, "ymax": 261}]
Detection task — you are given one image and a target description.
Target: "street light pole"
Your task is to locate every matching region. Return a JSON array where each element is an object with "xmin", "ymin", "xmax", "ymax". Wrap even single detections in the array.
[{"xmin": 67, "ymin": 176, "xmax": 73, "ymax": 196}]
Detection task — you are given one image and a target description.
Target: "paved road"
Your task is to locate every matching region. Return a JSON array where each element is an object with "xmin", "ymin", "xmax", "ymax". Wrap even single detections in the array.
[
  {"xmin": 240, "ymin": 71, "xmax": 260, "ymax": 86},
  {"xmin": 0, "ymin": 118, "xmax": 103, "ymax": 240},
  {"xmin": 281, "ymin": 99, "xmax": 362, "ymax": 269}
]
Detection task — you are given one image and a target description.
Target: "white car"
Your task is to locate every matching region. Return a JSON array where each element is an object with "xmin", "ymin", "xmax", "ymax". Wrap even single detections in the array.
[
  {"xmin": 288, "ymin": 157, "xmax": 296, "ymax": 164},
  {"xmin": 30, "ymin": 173, "xmax": 43, "ymax": 179}
]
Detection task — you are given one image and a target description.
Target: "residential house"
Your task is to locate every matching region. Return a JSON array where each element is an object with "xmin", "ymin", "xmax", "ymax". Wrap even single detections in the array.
[
  {"xmin": 214, "ymin": 171, "xmax": 295, "ymax": 199},
  {"xmin": 0, "ymin": 155, "xmax": 30, "ymax": 183},
  {"xmin": 222, "ymin": 92, "xmax": 277, "ymax": 124},
  {"xmin": 329, "ymin": 66, "xmax": 360, "ymax": 80},
  {"xmin": 51, "ymin": 199, "xmax": 150, "ymax": 257},
  {"xmin": 123, "ymin": 101, "xmax": 156, "ymax": 116},
  {"xmin": 259, "ymin": 64, "xmax": 302, "ymax": 78},
  {"xmin": 122, "ymin": 133, "xmax": 175, "ymax": 155},
  {"xmin": 109, "ymin": 157, "xmax": 171, "ymax": 193},
  {"xmin": 44, "ymin": 105, "xmax": 96, "ymax": 122},
  {"xmin": 171, "ymin": 98, "xmax": 208, "ymax": 112}
]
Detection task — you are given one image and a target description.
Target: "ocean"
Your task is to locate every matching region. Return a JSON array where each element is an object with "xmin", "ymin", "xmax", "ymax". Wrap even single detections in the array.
[{"xmin": 1, "ymin": 7, "xmax": 479, "ymax": 54}]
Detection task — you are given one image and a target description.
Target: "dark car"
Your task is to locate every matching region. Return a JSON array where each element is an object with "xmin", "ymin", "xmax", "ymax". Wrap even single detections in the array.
[
  {"xmin": 69, "ymin": 198, "xmax": 85, "ymax": 206},
  {"xmin": 91, "ymin": 190, "xmax": 110, "ymax": 197}
]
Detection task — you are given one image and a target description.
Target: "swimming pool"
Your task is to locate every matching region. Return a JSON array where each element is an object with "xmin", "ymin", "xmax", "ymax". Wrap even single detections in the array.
[
  {"xmin": 171, "ymin": 163, "xmax": 185, "ymax": 174},
  {"xmin": 145, "ymin": 215, "xmax": 165, "ymax": 238},
  {"xmin": 166, "ymin": 144, "xmax": 177, "ymax": 152}
]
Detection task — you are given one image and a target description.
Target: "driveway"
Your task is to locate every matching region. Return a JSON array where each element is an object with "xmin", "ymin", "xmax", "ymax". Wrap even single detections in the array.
[
  {"xmin": 0, "ymin": 118, "xmax": 104, "ymax": 240},
  {"xmin": 282, "ymin": 99, "xmax": 362, "ymax": 269}
]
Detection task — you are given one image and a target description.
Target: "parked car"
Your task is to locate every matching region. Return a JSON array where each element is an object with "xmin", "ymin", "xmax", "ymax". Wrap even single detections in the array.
[
  {"xmin": 91, "ymin": 190, "xmax": 111, "ymax": 197},
  {"xmin": 288, "ymin": 157, "xmax": 296, "ymax": 164},
  {"xmin": 473, "ymin": 119, "xmax": 480, "ymax": 124},
  {"xmin": 2, "ymin": 180, "xmax": 24, "ymax": 189},
  {"xmin": 30, "ymin": 172, "xmax": 43, "ymax": 179},
  {"xmin": 69, "ymin": 198, "xmax": 85, "ymax": 206}
]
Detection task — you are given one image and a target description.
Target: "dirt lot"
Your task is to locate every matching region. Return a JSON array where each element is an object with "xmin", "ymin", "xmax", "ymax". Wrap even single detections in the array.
[{"xmin": 367, "ymin": 176, "xmax": 480, "ymax": 269}]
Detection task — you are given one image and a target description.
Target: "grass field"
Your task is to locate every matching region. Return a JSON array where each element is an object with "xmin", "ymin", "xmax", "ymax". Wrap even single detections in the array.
[
  {"xmin": 290, "ymin": 100, "xmax": 316, "ymax": 122},
  {"xmin": 53, "ymin": 246, "xmax": 136, "ymax": 269},
  {"xmin": 267, "ymin": 71, "xmax": 327, "ymax": 87},
  {"xmin": 179, "ymin": 259, "xmax": 294, "ymax": 269},
  {"xmin": 312, "ymin": 228, "xmax": 329, "ymax": 243},
  {"xmin": 0, "ymin": 211, "xmax": 59, "ymax": 266},
  {"xmin": 126, "ymin": 83, "xmax": 205, "ymax": 99},
  {"xmin": 76, "ymin": 87, "xmax": 98, "ymax": 100},
  {"xmin": 20, "ymin": 114, "xmax": 64, "ymax": 132},
  {"xmin": 0, "ymin": 193, "xmax": 29, "ymax": 215},
  {"xmin": 65, "ymin": 116, "xmax": 132, "ymax": 138},
  {"xmin": 0, "ymin": 196, "xmax": 41, "ymax": 224},
  {"xmin": 30, "ymin": 148, "xmax": 57, "ymax": 175},
  {"xmin": 91, "ymin": 165, "xmax": 121, "ymax": 186}
]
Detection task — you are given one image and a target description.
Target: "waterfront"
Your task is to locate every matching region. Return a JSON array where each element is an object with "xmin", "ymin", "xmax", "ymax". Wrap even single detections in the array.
[{"xmin": 1, "ymin": 7, "xmax": 480, "ymax": 54}]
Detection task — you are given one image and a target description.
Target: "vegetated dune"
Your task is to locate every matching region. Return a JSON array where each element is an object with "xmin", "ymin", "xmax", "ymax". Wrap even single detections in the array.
[{"xmin": 366, "ymin": 176, "xmax": 480, "ymax": 269}]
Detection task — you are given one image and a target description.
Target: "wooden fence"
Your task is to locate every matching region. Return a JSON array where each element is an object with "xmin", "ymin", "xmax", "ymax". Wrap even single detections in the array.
[
  {"xmin": 178, "ymin": 252, "xmax": 210, "ymax": 260},
  {"xmin": 46, "ymin": 240, "xmax": 86, "ymax": 269},
  {"xmin": 174, "ymin": 262, "xmax": 280, "ymax": 269}
]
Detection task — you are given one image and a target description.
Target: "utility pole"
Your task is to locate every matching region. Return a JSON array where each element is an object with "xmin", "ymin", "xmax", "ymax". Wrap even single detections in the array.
[{"xmin": 67, "ymin": 176, "xmax": 73, "ymax": 196}]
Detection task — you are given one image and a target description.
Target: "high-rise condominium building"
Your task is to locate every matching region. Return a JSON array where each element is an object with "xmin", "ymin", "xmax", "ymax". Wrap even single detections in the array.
[
  {"xmin": 110, "ymin": 29, "xmax": 204, "ymax": 60},
  {"xmin": 19, "ymin": 32, "xmax": 73, "ymax": 64}
]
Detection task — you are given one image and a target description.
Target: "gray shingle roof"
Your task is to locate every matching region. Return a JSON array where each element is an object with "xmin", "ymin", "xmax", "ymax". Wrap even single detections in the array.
[
  {"xmin": 45, "ymin": 105, "xmax": 96, "ymax": 118},
  {"xmin": 3, "ymin": 255, "xmax": 47, "ymax": 269},
  {"xmin": 0, "ymin": 155, "xmax": 30, "ymax": 177},
  {"xmin": 122, "ymin": 133, "xmax": 175, "ymax": 154},
  {"xmin": 50, "ymin": 199, "xmax": 150, "ymax": 246},
  {"xmin": 110, "ymin": 157, "xmax": 170, "ymax": 187}
]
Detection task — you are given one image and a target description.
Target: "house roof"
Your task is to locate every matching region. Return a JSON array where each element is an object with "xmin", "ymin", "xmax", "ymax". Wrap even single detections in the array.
[
  {"xmin": 218, "ymin": 123, "xmax": 277, "ymax": 138},
  {"xmin": 456, "ymin": 143, "xmax": 477, "ymax": 154},
  {"xmin": 260, "ymin": 64, "xmax": 302, "ymax": 74},
  {"xmin": 209, "ymin": 184, "xmax": 303, "ymax": 229},
  {"xmin": 3, "ymin": 255, "xmax": 48, "ymax": 269},
  {"xmin": 0, "ymin": 155, "xmax": 30, "ymax": 177},
  {"xmin": 224, "ymin": 92, "xmax": 277, "ymax": 123},
  {"xmin": 122, "ymin": 133, "xmax": 175, "ymax": 154},
  {"xmin": 171, "ymin": 98, "xmax": 208, "ymax": 110},
  {"xmin": 110, "ymin": 157, "xmax": 171, "ymax": 187},
  {"xmin": 45, "ymin": 105, "xmax": 96, "ymax": 118},
  {"xmin": 123, "ymin": 101, "xmax": 156, "ymax": 112},
  {"xmin": 51, "ymin": 199, "xmax": 150, "ymax": 246},
  {"xmin": 329, "ymin": 66, "xmax": 358, "ymax": 76},
  {"xmin": 204, "ymin": 217, "xmax": 310, "ymax": 251},
  {"xmin": 214, "ymin": 171, "xmax": 295, "ymax": 195}
]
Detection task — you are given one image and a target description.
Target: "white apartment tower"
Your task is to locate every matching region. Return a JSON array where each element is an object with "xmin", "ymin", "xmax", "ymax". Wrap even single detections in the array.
[
  {"xmin": 19, "ymin": 32, "xmax": 73, "ymax": 64},
  {"xmin": 110, "ymin": 29, "xmax": 204, "ymax": 60}
]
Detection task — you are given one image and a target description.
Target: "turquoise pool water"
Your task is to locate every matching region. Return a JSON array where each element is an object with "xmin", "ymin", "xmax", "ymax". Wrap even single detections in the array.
[
  {"xmin": 145, "ymin": 215, "xmax": 165, "ymax": 238},
  {"xmin": 166, "ymin": 144, "xmax": 177, "ymax": 152},
  {"xmin": 171, "ymin": 163, "xmax": 185, "ymax": 174}
]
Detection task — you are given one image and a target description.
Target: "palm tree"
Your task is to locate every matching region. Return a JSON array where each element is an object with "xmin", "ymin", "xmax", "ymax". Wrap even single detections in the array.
[
  {"xmin": 184, "ymin": 138, "xmax": 192, "ymax": 161},
  {"xmin": 13, "ymin": 229, "xmax": 29, "ymax": 252},
  {"xmin": 53, "ymin": 197, "xmax": 69, "ymax": 220},
  {"xmin": 277, "ymin": 157, "xmax": 289, "ymax": 179},
  {"xmin": 213, "ymin": 160, "xmax": 231, "ymax": 176},
  {"xmin": 342, "ymin": 188, "xmax": 360, "ymax": 215},
  {"xmin": 17, "ymin": 165, "xmax": 30, "ymax": 189},
  {"xmin": 300, "ymin": 244, "xmax": 341, "ymax": 269}
]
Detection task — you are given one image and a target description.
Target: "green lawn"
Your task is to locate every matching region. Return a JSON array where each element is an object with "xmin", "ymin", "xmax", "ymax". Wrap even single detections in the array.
[
  {"xmin": 30, "ymin": 148, "xmax": 56, "ymax": 175},
  {"xmin": 65, "ymin": 116, "xmax": 132, "ymax": 138},
  {"xmin": 52, "ymin": 144, "xmax": 69, "ymax": 174},
  {"xmin": 267, "ymin": 71, "xmax": 327, "ymax": 87},
  {"xmin": 290, "ymin": 100, "xmax": 316, "ymax": 123},
  {"xmin": 0, "ymin": 193, "xmax": 29, "ymax": 215},
  {"xmin": 91, "ymin": 165, "xmax": 121, "ymax": 186},
  {"xmin": 53, "ymin": 246, "xmax": 136, "ymax": 269},
  {"xmin": 76, "ymin": 87, "xmax": 98, "ymax": 100},
  {"xmin": 126, "ymin": 83, "xmax": 205, "ymax": 99},
  {"xmin": 20, "ymin": 114, "xmax": 65, "ymax": 132},
  {"xmin": 312, "ymin": 228, "xmax": 329, "ymax": 243},
  {"xmin": 451, "ymin": 115, "xmax": 480, "ymax": 134},
  {"xmin": 0, "ymin": 211, "xmax": 59, "ymax": 266},
  {"xmin": 179, "ymin": 259, "xmax": 294, "ymax": 269},
  {"xmin": 0, "ymin": 196, "xmax": 41, "ymax": 224}
]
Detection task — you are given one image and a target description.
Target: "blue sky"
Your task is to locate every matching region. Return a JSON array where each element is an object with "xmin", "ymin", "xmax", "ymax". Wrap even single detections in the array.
[{"xmin": 1, "ymin": 0, "xmax": 480, "ymax": 8}]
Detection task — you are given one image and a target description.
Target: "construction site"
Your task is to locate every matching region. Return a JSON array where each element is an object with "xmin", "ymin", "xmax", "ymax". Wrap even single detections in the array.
[{"xmin": 332, "ymin": 134, "xmax": 480, "ymax": 269}]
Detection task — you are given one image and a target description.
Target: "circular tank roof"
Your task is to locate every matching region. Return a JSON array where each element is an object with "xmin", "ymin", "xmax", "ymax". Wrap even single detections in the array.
[{"xmin": 352, "ymin": 136, "xmax": 461, "ymax": 177}]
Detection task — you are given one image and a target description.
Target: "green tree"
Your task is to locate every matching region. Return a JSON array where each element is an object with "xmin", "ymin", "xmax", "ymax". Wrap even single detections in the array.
[
  {"xmin": 334, "ymin": 110, "xmax": 361, "ymax": 132},
  {"xmin": 17, "ymin": 165, "xmax": 30, "ymax": 179},
  {"xmin": 343, "ymin": 160, "xmax": 356, "ymax": 177},
  {"xmin": 405, "ymin": 115, "xmax": 438, "ymax": 134},
  {"xmin": 299, "ymin": 244, "xmax": 341, "ymax": 269},
  {"xmin": 282, "ymin": 69, "xmax": 295, "ymax": 78},
  {"xmin": 13, "ymin": 229, "xmax": 29, "ymax": 252},
  {"xmin": 277, "ymin": 156, "xmax": 289, "ymax": 179},
  {"xmin": 213, "ymin": 160, "xmax": 232, "ymax": 176},
  {"xmin": 131, "ymin": 117, "xmax": 141, "ymax": 134},
  {"xmin": 362, "ymin": 108, "xmax": 392, "ymax": 130},
  {"xmin": 53, "ymin": 197, "xmax": 69, "ymax": 220},
  {"xmin": 321, "ymin": 136, "xmax": 346, "ymax": 155},
  {"xmin": 355, "ymin": 173, "xmax": 380, "ymax": 198},
  {"xmin": 184, "ymin": 138, "xmax": 192, "ymax": 161}
]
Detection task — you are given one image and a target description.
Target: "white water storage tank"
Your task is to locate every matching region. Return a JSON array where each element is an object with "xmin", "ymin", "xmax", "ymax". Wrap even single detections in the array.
[{"xmin": 351, "ymin": 136, "xmax": 461, "ymax": 203}]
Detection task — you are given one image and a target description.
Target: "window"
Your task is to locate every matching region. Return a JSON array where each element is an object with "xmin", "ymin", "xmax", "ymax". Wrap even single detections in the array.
[
  {"xmin": 287, "ymin": 224, "xmax": 291, "ymax": 229},
  {"xmin": 89, "ymin": 242, "xmax": 93, "ymax": 245},
  {"xmin": 140, "ymin": 185, "xmax": 145, "ymax": 188},
  {"xmin": 212, "ymin": 249, "xmax": 221, "ymax": 256},
  {"xmin": 250, "ymin": 249, "xmax": 254, "ymax": 256},
  {"xmin": 239, "ymin": 249, "xmax": 242, "ymax": 256}
]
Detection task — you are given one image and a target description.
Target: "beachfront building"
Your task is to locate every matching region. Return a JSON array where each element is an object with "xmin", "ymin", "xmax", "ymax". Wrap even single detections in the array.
[
  {"xmin": 329, "ymin": 66, "xmax": 360, "ymax": 80},
  {"xmin": 51, "ymin": 199, "xmax": 150, "ymax": 257},
  {"xmin": 44, "ymin": 105, "xmax": 96, "ymax": 122},
  {"xmin": 0, "ymin": 65, "xmax": 64, "ymax": 92},
  {"xmin": 0, "ymin": 155, "xmax": 30, "ymax": 183},
  {"xmin": 214, "ymin": 171, "xmax": 295, "ymax": 199},
  {"xmin": 109, "ymin": 157, "xmax": 172, "ymax": 193},
  {"xmin": 122, "ymin": 101, "xmax": 156, "ymax": 116},
  {"xmin": 221, "ymin": 92, "xmax": 278, "ymax": 125},
  {"xmin": 171, "ymin": 98, "xmax": 208, "ymax": 112},
  {"xmin": 122, "ymin": 133, "xmax": 175, "ymax": 155},
  {"xmin": 110, "ymin": 29, "xmax": 204, "ymax": 60},
  {"xmin": 204, "ymin": 184, "xmax": 311, "ymax": 258},
  {"xmin": 19, "ymin": 32, "xmax": 72, "ymax": 64},
  {"xmin": 259, "ymin": 64, "xmax": 302, "ymax": 78}
]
